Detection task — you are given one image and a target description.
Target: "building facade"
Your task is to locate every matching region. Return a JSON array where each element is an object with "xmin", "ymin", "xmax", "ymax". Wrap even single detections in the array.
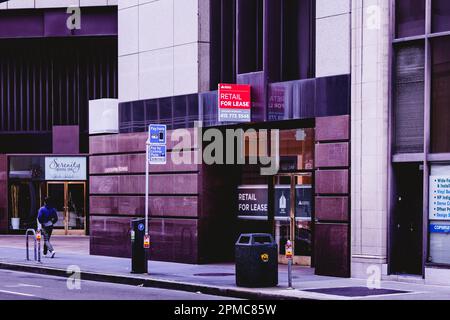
[
  {"xmin": 2, "ymin": 0, "xmax": 450, "ymax": 285},
  {"xmin": 0, "ymin": 0, "xmax": 118, "ymax": 236},
  {"xmin": 89, "ymin": 0, "xmax": 352, "ymax": 277}
]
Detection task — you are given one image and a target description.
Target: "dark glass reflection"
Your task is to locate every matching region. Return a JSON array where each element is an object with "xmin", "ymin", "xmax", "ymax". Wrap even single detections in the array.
[
  {"xmin": 431, "ymin": 37, "xmax": 450, "ymax": 153},
  {"xmin": 394, "ymin": 42, "xmax": 425, "ymax": 154},
  {"xmin": 432, "ymin": 0, "xmax": 450, "ymax": 33},
  {"xmin": 396, "ymin": 0, "xmax": 426, "ymax": 38}
]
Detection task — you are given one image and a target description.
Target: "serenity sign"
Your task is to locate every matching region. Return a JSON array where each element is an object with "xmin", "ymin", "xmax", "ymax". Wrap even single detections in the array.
[
  {"xmin": 45, "ymin": 157, "xmax": 87, "ymax": 181},
  {"xmin": 218, "ymin": 83, "xmax": 251, "ymax": 122}
]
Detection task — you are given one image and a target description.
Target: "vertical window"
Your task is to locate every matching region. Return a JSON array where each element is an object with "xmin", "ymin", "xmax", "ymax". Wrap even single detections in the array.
[
  {"xmin": 395, "ymin": 0, "xmax": 426, "ymax": 38},
  {"xmin": 432, "ymin": 0, "xmax": 450, "ymax": 33},
  {"xmin": 237, "ymin": 0, "xmax": 263, "ymax": 74},
  {"xmin": 394, "ymin": 42, "xmax": 425, "ymax": 154},
  {"xmin": 210, "ymin": 0, "xmax": 236, "ymax": 90},
  {"xmin": 431, "ymin": 37, "xmax": 450, "ymax": 153},
  {"xmin": 281, "ymin": 0, "xmax": 315, "ymax": 81}
]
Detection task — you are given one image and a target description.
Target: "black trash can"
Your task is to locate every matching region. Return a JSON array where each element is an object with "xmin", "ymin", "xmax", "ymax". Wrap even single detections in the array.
[
  {"xmin": 235, "ymin": 233, "xmax": 278, "ymax": 288},
  {"xmin": 130, "ymin": 218, "xmax": 148, "ymax": 274}
]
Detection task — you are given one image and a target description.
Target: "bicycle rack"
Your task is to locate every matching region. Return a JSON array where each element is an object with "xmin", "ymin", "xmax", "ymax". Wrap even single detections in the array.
[{"xmin": 26, "ymin": 229, "xmax": 41, "ymax": 263}]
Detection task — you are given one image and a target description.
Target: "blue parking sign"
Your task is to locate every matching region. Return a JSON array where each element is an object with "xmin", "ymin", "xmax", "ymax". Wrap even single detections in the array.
[
  {"xmin": 148, "ymin": 124, "xmax": 167, "ymax": 165},
  {"xmin": 149, "ymin": 124, "xmax": 167, "ymax": 145},
  {"xmin": 148, "ymin": 145, "xmax": 166, "ymax": 165}
]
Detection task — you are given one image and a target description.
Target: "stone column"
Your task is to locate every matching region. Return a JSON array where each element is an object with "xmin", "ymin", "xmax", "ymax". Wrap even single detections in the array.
[{"xmin": 350, "ymin": 0, "xmax": 390, "ymax": 279}]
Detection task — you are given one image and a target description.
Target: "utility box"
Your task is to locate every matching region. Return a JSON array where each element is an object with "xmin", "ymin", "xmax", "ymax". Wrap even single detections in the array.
[
  {"xmin": 235, "ymin": 233, "xmax": 278, "ymax": 288},
  {"xmin": 130, "ymin": 218, "xmax": 148, "ymax": 274}
]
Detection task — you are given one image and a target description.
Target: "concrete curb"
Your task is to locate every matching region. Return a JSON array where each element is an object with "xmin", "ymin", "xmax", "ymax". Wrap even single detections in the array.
[{"xmin": 0, "ymin": 262, "xmax": 307, "ymax": 300}]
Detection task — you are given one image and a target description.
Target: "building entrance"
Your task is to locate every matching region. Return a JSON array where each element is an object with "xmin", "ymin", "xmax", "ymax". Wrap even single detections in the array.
[
  {"xmin": 47, "ymin": 182, "xmax": 86, "ymax": 235},
  {"xmin": 391, "ymin": 163, "xmax": 423, "ymax": 275},
  {"xmin": 273, "ymin": 173, "xmax": 313, "ymax": 266}
]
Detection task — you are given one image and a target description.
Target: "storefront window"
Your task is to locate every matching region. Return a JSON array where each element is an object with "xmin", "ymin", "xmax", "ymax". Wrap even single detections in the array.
[
  {"xmin": 9, "ymin": 156, "xmax": 45, "ymax": 180},
  {"xmin": 395, "ymin": 0, "xmax": 426, "ymax": 38},
  {"xmin": 279, "ymin": 129, "xmax": 314, "ymax": 171},
  {"xmin": 237, "ymin": 127, "xmax": 314, "ymax": 265},
  {"xmin": 429, "ymin": 165, "xmax": 450, "ymax": 265},
  {"xmin": 274, "ymin": 174, "xmax": 313, "ymax": 263}
]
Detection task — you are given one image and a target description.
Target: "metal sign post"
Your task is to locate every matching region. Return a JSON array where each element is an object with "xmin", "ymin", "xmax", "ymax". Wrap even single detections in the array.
[
  {"xmin": 145, "ymin": 139, "xmax": 150, "ymax": 237},
  {"xmin": 145, "ymin": 124, "xmax": 167, "ymax": 247},
  {"xmin": 286, "ymin": 240, "xmax": 294, "ymax": 289}
]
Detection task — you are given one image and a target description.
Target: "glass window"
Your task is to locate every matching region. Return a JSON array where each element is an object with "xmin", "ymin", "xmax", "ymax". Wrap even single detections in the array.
[
  {"xmin": 279, "ymin": 129, "xmax": 315, "ymax": 171},
  {"xmin": 431, "ymin": 37, "xmax": 450, "ymax": 153},
  {"xmin": 432, "ymin": 0, "xmax": 450, "ymax": 33},
  {"xmin": 209, "ymin": 0, "xmax": 236, "ymax": 90},
  {"xmin": 394, "ymin": 42, "xmax": 425, "ymax": 154},
  {"xmin": 9, "ymin": 156, "xmax": 45, "ymax": 180},
  {"xmin": 396, "ymin": 0, "xmax": 426, "ymax": 38},
  {"xmin": 429, "ymin": 165, "xmax": 450, "ymax": 265},
  {"xmin": 237, "ymin": 0, "xmax": 263, "ymax": 74},
  {"xmin": 281, "ymin": 0, "xmax": 315, "ymax": 81}
]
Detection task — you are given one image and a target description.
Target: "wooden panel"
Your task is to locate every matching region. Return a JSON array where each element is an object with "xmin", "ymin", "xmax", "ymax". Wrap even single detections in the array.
[
  {"xmin": 315, "ymin": 170, "xmax": 349, "ymax": 195},
  {"xmin": 315, "ymin": 197, "xmax": 349, "ymax": 222},
  {"xmin": 0, "ymin": 155, "xmax": 7, "ymax": 233},
  {"xmin": 89, "ymin": 216, "xmax": 199, "ymax": 264},
  {"xmin": 90, "ymin": 174, "xmax": 199, "ymax": 195},
  {"xmin": 315, "ymin": 115, "xmax": 350, "ymax": 142},
  {"xmin": 90, "ymin": 195, "xmax": 199, "ymax": 218},
  {"xmin": 315, "ymin": 143, "xmax": 349, "ymax": 168},
  {"xmin": 89, "ymin": 151, "xmax": 199, "ymax": 174},
  {"xmin": 314, "ymin": 223, "xmax": 350, "ymax": 277}
]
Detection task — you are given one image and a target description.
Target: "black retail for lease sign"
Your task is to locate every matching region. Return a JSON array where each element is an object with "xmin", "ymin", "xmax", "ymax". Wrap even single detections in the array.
[
  {"xmin": 237, "ymin": 185, "xmax": 313, "ymax": 218},
  {"xmin": 237, "ymin": 186, "xmax": 268, "ymax": 217}
]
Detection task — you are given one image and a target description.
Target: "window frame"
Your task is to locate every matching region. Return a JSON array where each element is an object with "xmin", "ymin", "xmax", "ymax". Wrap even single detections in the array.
[{"xmin": 390, "ymin": 0, "xmax": 450, "ymax": 273}]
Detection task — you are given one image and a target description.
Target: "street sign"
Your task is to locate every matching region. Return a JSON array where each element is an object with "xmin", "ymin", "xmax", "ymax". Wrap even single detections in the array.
[
  {"xmin": 145, "ymin": 124, "xmax": 167, "ymax": 247},
  {"xmin": 218, "ymin": 83, "xmax": 251, "ymax": 122},
  {"xmin": 148, "ymin": 145, "xmax": 167, "ymax": 165},
  {"xmin": 148, "ymin": 124, "xmax": 167, "ymax": 165},
  {"xmin": 149, "ymin": 124, "xmax": 167, "ymax": 145}
]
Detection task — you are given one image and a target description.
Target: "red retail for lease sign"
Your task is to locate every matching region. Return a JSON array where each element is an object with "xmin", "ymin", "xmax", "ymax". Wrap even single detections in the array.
[{"xmin": 218, "ymin": 83, "xmax": 251, "ymax": 122}]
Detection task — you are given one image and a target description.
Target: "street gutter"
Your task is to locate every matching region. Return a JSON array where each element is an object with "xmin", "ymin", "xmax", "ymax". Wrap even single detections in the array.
[{"xmin": 0, "ymin": 262, "xmax": 312, "ymax": 301}]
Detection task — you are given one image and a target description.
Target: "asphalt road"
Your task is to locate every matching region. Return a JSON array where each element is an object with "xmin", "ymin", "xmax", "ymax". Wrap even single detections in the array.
[{"xmin": 0, "ymin": 269, "xmax": 238, "ymax": 300}]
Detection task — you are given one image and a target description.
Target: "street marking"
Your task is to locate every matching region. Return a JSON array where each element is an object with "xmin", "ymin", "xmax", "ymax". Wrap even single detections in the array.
[
  {"xmin": 5, "ymin": 283, "xmax": 42, "ymax": 288},
  {"xmin": 0, "ymin": 289, "xmax": 36, "ymax": 297}
]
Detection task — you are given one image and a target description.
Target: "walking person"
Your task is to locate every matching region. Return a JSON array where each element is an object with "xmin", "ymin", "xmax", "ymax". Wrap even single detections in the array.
[{"xmin": 37, "ymin": 197, "xmax": 58, "ymax": 258}]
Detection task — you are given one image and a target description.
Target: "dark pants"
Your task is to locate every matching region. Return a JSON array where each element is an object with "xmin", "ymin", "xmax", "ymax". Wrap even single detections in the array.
[{"xmin": 42, "ymin": 226, "xmax": 54, "ymax": 254}]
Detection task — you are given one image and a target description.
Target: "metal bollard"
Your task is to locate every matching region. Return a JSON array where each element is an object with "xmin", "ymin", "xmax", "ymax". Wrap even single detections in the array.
[
  {"xmin": 36, "ymin": 230, "xmax": 41, "ymax": 263},
  {"xmin": 25, "ymin": 229, "xmax": 41, "ymax": 263}
]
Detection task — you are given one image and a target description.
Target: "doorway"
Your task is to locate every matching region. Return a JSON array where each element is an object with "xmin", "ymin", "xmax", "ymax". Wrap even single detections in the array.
[
  {"xmin": 46, "ymin": 182, "xmax": 86, "ymax": 235},
  {"xmin": 391, "ymin": 163, "xmax": 423, "ymax": 275},
  {"xmin": 273, "ymin": 173, "xmax": 313, "ymax": 266}
]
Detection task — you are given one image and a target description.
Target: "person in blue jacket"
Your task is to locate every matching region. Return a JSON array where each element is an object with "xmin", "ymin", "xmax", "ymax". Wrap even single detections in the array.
[{"xmin": 37, "ymin": 197, "xmax": 58, "ymax": 258}]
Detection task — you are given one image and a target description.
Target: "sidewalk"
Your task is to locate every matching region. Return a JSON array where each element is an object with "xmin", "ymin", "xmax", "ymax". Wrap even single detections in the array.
[{"xmin": 0, "ymin": 236, "xmax": 450, "ymax": 300}]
